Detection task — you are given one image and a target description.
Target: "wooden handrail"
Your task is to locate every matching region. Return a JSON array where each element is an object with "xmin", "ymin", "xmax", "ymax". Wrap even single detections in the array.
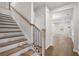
[
  {"xmin": 10, "ymin": 6, "xmax": 40, "ymax": 31},
  {"xmin": 31, "ymin": 24, "xmax": 40, "ymax": 31}
]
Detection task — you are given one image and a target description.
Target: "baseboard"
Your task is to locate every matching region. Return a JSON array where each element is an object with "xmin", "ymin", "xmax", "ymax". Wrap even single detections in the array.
[{"xmin": 73, "ymin": 49, "xmax": 79, "ymax": 55}]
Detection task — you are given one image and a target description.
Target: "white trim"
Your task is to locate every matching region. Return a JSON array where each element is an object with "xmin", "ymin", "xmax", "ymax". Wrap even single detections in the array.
[{"xmin": 73, "ymin": 49, "xmax": 79, "ymax": 55}]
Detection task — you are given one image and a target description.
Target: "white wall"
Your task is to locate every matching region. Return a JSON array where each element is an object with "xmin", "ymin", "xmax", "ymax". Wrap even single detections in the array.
[
  {"xmin": 11, "ymin": 2, "xmax": 33, "ymax": 23},
  {"xmin": 34, "ymin": 6, "xmax": 45, "ymax": 30},
  {"xmin": 11, "ymin": 2, "xmax": 34, "ymax": 43},
  {"xmin": 0, "ymin": 2, "xmax": 9, "ymax": 9},
  {"xmin": 34, "ymin": 5, "xmax": 53, "ymax": 49}
]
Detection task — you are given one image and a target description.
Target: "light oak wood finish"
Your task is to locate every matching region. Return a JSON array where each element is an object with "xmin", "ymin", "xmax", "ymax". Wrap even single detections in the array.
[
  {"xmin": 0, "ymin": 19, "xmax": 15, "ymax": 22},
  {"xmin": 0, "ymin": 28, "xmax": 21, "ymax": 33},
  {"xmin": 0, "ymin": 25, "xmax": 19, "ymax": 28},
  {"xmin": 21, "ymin": 49, "xmax": 34, "ymax": 56},
  {"xmin": 45, "ymin": 34, "xmax": 78, "ymax": 56},
  {"xmin": 0, "ymin": 36, "xmax": 26, "ymax": 44},
  {"xmin": 0, "ymin": 32, "xmax": 23, "ymax": 37},
  {"xmin": 0, "ymin": 33, "xmax": 24, "ymax": 39},
  {"xmin": 0, "ymin": 12, "xmax": 33, "ymax": 56},
  {"xmin": 52, "ymin": 34, "xmax": 73, "ymax": 56},
  {"xmin": 0, "ymin": 20, "xmax": 16, "ymax": 23},
  {"xmin": 0, "ymin": 22, "xmax": 17, "ymax": 25},
  {"xmin": 0, "ymin": 38, "xmax": 27, "ymax": 47},
  {"xmin": 0, "ymin": 44, "xmax": 29, "ymax": 56}
]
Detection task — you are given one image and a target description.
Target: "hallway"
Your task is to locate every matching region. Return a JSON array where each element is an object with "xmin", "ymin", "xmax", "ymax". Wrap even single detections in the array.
[
  {"xmin": 45, "ymin": 34, "xmax": 78, "ymax": 56},
  {"xmin": 0, "ymin": 2, "xmax": 79, "ymax": 56}
]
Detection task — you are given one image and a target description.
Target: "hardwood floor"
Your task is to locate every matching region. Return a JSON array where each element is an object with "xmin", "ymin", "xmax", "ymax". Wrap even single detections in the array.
[
  {"xmin": 45, "ymin": 34, "xmax": 79, "ymax": 56},
  {"xmin": 21, "ymin": 49, "xmax": 34, "ymax": 56}
]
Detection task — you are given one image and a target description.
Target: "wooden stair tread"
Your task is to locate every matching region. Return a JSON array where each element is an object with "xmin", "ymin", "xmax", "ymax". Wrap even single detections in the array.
[
  {"xmin": 0, "ymin": 23, "xmax": 17, "ymax": 25},
  {"xmin": 0, "ymin": 39, "xmax": 27, "ymax": 47},
  {"xmin": 0, "ymin": 25, "xmax": 19, "ymax": 28},
  {"xmin": 0, "ymin": 36, "xmax": 26, "ymax": 44},
  {"xmin": 0, "ymin": 15, "xmax": 12, "ymax": 18},
  {"xmin": 0, "ymin": 33, "xmax": 24, "ymax": 39},
  {"xmin": 21, "ymin": 49, "xmax": 34, "ymax": 56},
  {"xmin": 0, "ymin": 32, "xmax": 23, "ymax": 38},
  {"xmin": 0, "ymin": 24, "xmax": 17, "ymax": 26},
  {"xmin": 0, "ymin": 28, "xmax": 20, "ymax": 30},
  {"xmin": 0, "ymin": 17, "xmax": 12, "ymax": 20},
  {"xmin": 0, "ymin": 44, "xmax": 29, "ymax": 56},
  {"xmin": 0, "ymin": 19, "xmax": 15, "ymax": 22},
  {"xmin": 0, "ymin": 20, "xmax": 15, "ymax": 23},
  {"xmin": 0, "ymin": 30, "xmax": 21, "ymax": 33},
  {"xmin": 0, "ymin": 26, "xmax": 19, "ymax": 29},
  {"xmin": 0, "ymin": 22, "xmax": 16, "ymax": 25},
  {"xmin": 0, "ymin": 22, "xmax": 17, "ymax": 25},
  {"xmin": 0, "ymin": 17, "xmax": 14, "ymax": 20}
]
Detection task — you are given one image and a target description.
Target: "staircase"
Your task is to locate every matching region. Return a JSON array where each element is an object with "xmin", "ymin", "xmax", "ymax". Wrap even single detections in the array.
[{"xmin": 0, "ymin": 13, "xmax": 35, "ymax": 56}]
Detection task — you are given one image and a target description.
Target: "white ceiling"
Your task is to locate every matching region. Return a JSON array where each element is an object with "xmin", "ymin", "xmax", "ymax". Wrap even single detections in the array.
[
  {"xmin": 34, "ymin": 2, "xmax": 74, "ymax": 10},
  {"xmin": 52, "ymin": 7, "xmax": 73, "ymax": 24}
]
